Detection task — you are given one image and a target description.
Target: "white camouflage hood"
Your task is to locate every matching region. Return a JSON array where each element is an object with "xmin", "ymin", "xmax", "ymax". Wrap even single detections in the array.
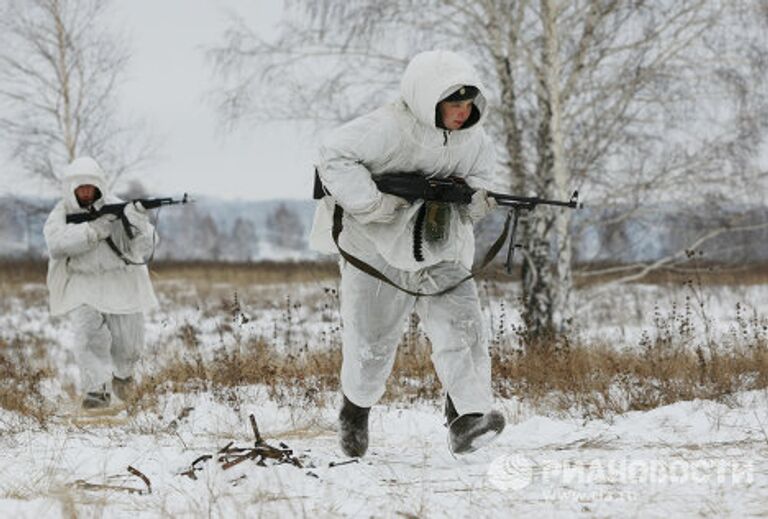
[
  {"xmin": 399, "ymin": 50, "xmax": 487, "ymax": 130},
  {"xmin": 61, "ymin": 157, "xmax": 109, "ymax": 212}
]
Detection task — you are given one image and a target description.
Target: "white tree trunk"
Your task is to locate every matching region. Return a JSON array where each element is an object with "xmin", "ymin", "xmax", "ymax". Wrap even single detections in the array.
[
  {"xmin": 521, "ymin": 0, "xmax": 573, "ymax": 340},
  {"xmin": 542, "ymin": 0, "xmax": 573, "ymax": 333}
]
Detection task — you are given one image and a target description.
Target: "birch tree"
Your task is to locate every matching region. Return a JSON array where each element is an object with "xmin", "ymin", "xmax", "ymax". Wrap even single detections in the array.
[
  {"xmin": 0, "ymin": 0, "xmax": 154, "ymax": 185},
  {"xmin": 210, "ymin": 0, "xmax": 768, "ymax": 341}
]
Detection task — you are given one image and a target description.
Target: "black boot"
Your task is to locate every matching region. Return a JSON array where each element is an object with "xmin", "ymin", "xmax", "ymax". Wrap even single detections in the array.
[
  {"xmin": 444, "ymin": 393, "xmax": 459, "ymax": 426},
  {"xmin": 445, "ymin": 394, "xmax": 505, "ymax": 455},
  {"xmin": 339, "ymin": 394, "xmax": 370, "ymax": 458},
  {"xmin": 82, "ymin": 390, "xmax": 111, "ymax": 410},
  {"xmin": 112, "ymin": 375, "xmax": 134, "ymax": 401}
]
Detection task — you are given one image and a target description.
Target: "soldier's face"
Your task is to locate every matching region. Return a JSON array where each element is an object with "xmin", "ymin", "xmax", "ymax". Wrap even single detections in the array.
[
  {"xmin": 74, "ymin": 184, "xmax": 98, "ymax": 206},
  {"xmin": 439, "ymin": 99, "xmax": 473, "ymax": 130}
]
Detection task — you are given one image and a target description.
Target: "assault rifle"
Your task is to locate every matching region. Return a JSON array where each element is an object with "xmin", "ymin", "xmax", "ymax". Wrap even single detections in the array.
[
  {"xmin": 66, "ymin": 194, "xmax": 191, "ymax": 239},
  {"xmin": 370, "ymin": 172, "xmax": 579, "ymax": 208},
  {"xmin": 372, "ymin": 173, "xmax": 581, "ymax": 273},
  {"xmin": 314, "ymin": 171, "xmax": 581, "ymax": 274}
]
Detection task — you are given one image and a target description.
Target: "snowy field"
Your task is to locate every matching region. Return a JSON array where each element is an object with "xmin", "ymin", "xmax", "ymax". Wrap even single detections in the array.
[{"xmin": 1, "ymin": 267, "xmax": 767, "ymax": 517}]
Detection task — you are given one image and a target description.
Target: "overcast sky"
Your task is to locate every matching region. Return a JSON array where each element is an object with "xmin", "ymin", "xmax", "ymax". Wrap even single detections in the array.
[
  {"xmin": 2, "ymin": 0, "xmax": 317, "ymax": 201},
  {"xmin": 2, "ymin": 1, "xmax": 766, "ymax": 203}
]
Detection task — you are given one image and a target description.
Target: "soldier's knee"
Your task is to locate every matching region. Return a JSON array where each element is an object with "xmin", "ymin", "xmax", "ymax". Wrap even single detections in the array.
[{"xmin": 448, "ymin": 315, "xmax": 483, "ymax": 350}]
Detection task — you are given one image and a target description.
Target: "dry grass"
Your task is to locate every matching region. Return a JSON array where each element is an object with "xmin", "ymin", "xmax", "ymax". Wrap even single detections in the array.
[
  {"xmin": 0, "ymin": 259, "xmax": 47, "ymax": 284},
  {"xmin": 123, "ymin": 332, "xmax": 768, "ymax": 421},
  {"xmin": 572, "ymin": 261, "xmax": 768, "ymax": 287},
  {"xmin": 124, "ymin": 301, "xmax": 443, "ymax": 413},
  {"xmin": 126, "ymin": 335, "xmax": 443, "ymax": 415},
  {"xmin": 7, "ymin": 258, "xmax": 768, "ymax": 288},
  {"xmin": 98, "ymin": 335, "xmax": 768, "ymax": 428},
  {"xmin": 0, "ymin": 334, "xmax": 53, "ymax": 425},
  {"xmin": 123, "ymin": 295, "xmax": 768, "ymax": 420},
  {"xmin": 0, "ymin": 259, "xmax": 339, "ymax": 289},
  {"xmin": 493, "ymin": 339, "xmax": 768, "ymax": 419},
  {"xmin": 2, "ymin": 259, "xmax": 768, "ymax": 423},
  {"xmin": 148, "ymin": 260, "xmax": 338, "ymax": 286},
  {"xmin": 129, "ymin": 339, "xmax": 340, "ymax": 411}
]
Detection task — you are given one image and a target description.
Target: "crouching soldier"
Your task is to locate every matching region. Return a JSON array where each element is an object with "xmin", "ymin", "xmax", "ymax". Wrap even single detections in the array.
[{"xmin": 44, "ymin": 157, "xmax": 158, "ymax": 410}]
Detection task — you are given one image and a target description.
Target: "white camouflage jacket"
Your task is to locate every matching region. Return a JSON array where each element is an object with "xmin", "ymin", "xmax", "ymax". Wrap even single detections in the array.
[
  {"xmin": 43, "ymin": 157, "xmax": 159, "ymax": 316},
  {"xmin": 309, "ymin": 50, "xmax": 505, "ymax": 271}
]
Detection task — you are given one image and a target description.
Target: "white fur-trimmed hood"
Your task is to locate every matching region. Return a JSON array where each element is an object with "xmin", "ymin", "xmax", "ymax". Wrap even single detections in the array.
[{"xmin": 399, "ymin": 50, "xmax": 487, "ymax": 130}]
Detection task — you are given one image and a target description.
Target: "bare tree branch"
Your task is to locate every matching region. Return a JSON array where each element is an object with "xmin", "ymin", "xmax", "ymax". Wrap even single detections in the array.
[
  {"xmin": 207, "ymin": 0, "xmax": 768, "ymax": 337},
  {"xmin": 0, "ymin": 0, "xmax": 157, "ymax": 186}
]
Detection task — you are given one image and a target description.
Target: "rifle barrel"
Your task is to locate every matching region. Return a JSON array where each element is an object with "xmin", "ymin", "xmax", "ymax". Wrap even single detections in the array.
[{"xmin": 489, "ymin": 190, "xmax": 580, "ymax": 209}]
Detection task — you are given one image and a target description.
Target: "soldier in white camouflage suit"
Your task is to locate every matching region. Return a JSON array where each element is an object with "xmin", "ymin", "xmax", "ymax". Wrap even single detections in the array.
[
  {"xmin": 310, "ymin": 50, "xmax": 507, "ymax": 456},
  {"xmin": 44, "ymin": 157, "xmax": 158, "ymax": 410}
]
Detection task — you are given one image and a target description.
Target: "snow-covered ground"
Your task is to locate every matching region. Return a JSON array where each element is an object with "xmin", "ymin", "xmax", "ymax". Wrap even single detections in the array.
[
  {"xmin": 1, "ymin": 389, "xmax": 767, "ymax": 517},
  {"xmin": 0, "ymin": 275, "xmax": 767, "ymax": 517}
]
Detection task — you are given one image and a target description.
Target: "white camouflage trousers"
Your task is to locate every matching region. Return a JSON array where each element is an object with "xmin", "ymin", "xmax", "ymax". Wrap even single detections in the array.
[
  {"xmin": 339, "ymin": 255, "xmax": 493, "ymax": 416},
  {"xmin": 70, "ymin": 305, "xmax": 144, "ymax": 394}
]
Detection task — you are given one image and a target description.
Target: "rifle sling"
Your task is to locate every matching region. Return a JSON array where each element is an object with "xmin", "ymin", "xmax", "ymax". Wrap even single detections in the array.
[
  {"xmin": 331, "ymin": 204, "xmax": 511, "ymax": 297},
  {"xmin": 105, "ymin": 219, "xmax": 158, "ymax": 267},
  {"xmin": 105, "ymin": 237, "xmax": 145, "ymax": 266}
]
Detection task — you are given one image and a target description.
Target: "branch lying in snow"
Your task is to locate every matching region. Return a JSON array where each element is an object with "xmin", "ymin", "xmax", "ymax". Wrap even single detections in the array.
[
  {"xmin": 127, "ymin": 466, "xmax": 152, "ymax": 494},
  {"xmin": 178, "ymin": 413, "xmax": 305, "ymax": 481},
  {"xmin": 218, "ymin": 414, "xmax": 303, "ymax": 469},
  {"xmin": 249, "ymin": 413, "xmax": 262, "ymax": 443},
  {"xmin": 179, "ymin": 455, "xmax": 213, "ymax": 480},
  {"xmin": 328, "ymin": 459, "xmax": 359, "ymax": 468},
  {"xmin": 71, "ymin": 465, "xmax": 152, "ymax": 495}
]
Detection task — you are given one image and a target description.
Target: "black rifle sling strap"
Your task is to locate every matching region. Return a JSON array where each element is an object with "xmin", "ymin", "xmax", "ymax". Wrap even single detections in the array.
[
  {"xmin": 104, "ymin": 212, "xmax": 158, "ymax": 266},
  {"xmin": 331, "ymin": 204, "xmax": 512, "ymax": 297},
  {"xmin": 106, "ymin": 237, "xmax": 136, "ymax": 265},
  {"xmin": 105, "ymin": 237, "xmax": 154, "ymax": 266}
]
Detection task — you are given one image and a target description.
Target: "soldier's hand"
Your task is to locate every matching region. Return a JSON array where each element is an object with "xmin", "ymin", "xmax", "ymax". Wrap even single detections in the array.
[
  {"xmin": 355, "ymin": 193, "xmax": 410, "ymax": 224},
  {"xmin": 468, "ymin": 189, "xmax": 497, "ymax": 222},
  {"xmin": 124, "ymin": 201, "xmax": 149, "ymax": 225},
  {"xmin": 88, "ymin": 215, "xmax": 116, "ymax": 241}
]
